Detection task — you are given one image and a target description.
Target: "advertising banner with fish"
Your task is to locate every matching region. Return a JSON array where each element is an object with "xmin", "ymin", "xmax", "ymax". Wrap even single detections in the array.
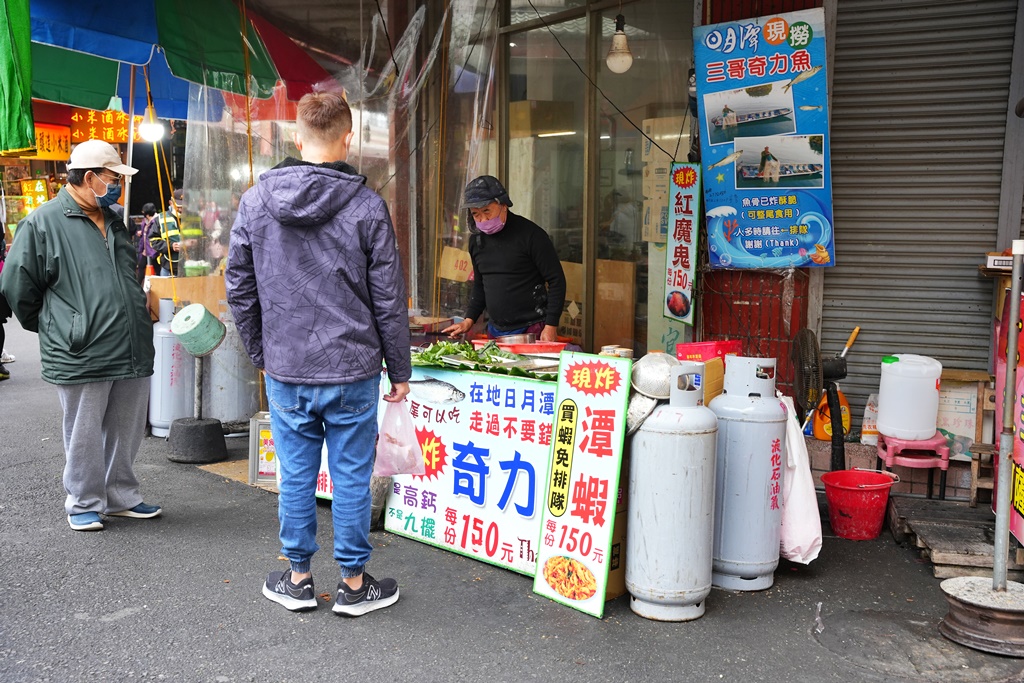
[
  {"xmin": 532, "ymin": 353, "xmax": 630, "ymax": 618},
  {"xmin": 663, "ymin": 163, "xmax": 701, "ymax": 326},
  {"xmin": 694, "ymin": 8, "xmax": 834, "ymax": 269},
  {"xmin": 380, "ymin": 368, "xmax": 557, "ymax": 574}
]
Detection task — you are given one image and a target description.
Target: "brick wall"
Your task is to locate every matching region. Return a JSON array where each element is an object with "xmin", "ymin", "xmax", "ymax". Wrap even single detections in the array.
[{"xmin": 806, "ymin": 438, "xmax": 977, "ymax": 502}]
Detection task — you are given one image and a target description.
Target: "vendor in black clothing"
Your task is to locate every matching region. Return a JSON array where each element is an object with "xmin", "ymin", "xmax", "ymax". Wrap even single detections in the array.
[{"xmin": 443, "ymin": 175, "xmax": 566, "ymax": 342}]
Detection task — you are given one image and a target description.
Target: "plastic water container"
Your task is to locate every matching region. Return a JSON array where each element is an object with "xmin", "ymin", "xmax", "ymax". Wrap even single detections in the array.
[{"xmin": 876, "ymin": 354, "xmax": 942, "ymax": 440}]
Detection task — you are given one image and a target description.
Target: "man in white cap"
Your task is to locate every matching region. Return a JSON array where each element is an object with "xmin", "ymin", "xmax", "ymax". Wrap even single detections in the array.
[{"xmin": 0, "ymin": 139, "xmax": 160, "ymax": 532}]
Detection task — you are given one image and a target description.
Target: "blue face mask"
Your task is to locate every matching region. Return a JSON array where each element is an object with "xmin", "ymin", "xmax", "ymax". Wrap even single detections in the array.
[{"xmin": 92, "ymin": 173, "xmax": 122, "ymax": 208}]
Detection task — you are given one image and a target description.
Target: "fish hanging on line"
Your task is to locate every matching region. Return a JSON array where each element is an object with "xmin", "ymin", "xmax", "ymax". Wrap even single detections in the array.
[
  {"xmin": 708, "ymin": 150, "xmax": 743, "ymax": 169},
  {"xmin": 408, "ymin": 376, "xmax": 466, "ymax": 405},
  {"xmin": 783, "ymin": 66, "xmax": 823, "ymax": 93},
  {"xmin": 798, "ymin": 105, "xmax": 823, "ymax": 111}
]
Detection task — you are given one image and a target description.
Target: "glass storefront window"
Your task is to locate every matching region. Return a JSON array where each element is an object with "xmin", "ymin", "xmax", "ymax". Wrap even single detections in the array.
[
  {"xmin": 507, "ymin": 21, "xmax": 586, "ymax": 342},
  {"xmin": 509, "ymin": 0, "xmax": 585, "ymax": 24},
  {"xmin": 594, "ymin": 1, "xmax": 691, "ymax": 354}
]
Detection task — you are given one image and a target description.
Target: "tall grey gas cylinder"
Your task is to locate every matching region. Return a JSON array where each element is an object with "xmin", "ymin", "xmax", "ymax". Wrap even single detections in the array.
[
  {"xmin": 708, "ymin": 356, "xmax": 787, "ymax": 591},
  {"xmin": 627, "ymin": 362, "xmax": 718, "ymax": 621},
  {"xmin": 202, "ymin": 310, "xmax": 261, "ymax": 424},
  {"xmin": 149, "ymin": 298, "xmax": 195, "ymax": 437}
]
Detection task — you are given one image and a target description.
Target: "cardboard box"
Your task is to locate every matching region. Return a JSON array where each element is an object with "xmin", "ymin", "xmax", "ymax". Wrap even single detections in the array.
[
  {"xmin": 605, "ymin": 454, "xmax": 630, "ymax": 601},
  {"xmin": 642, "ymin": 116, "xmax": 687, "ymax": 163},
  {"xmin": 148, "ymin": 274, "xmax": 227, "ymax": 320},
  {"xmin": 676, "ymin": 340, "xmax": 743, "ymax": 364},
  {"xmin": 605, "ymin": 509, "xmax": 628, "ymax": 600},
  {"xmin": 986, "ymin": 252, "xmax": 1012, "ymax": 270},
  {"xmin": 642, "ymin": 198, "xmax": 669, "ymax": 243},
  {"xmin": 509, "ymin": 100, "xmax": 575, "ymax": 138},
  {"xmin": 642, "ymin": 162, "xmax": 671, "ymax": 201}
]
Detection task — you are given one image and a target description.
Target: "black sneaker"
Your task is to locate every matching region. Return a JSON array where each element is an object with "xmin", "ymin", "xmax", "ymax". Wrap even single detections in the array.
[
  {"xmin": 332, "ymin": 572, "xmax": 399, "ymax": 616},
  {"xmin": 0, "ymin": 365, "xmax": 9, "ymax": 381},
  {"xmin": 262, "ymin": 570, "xmax": 317, "ymax": 612}
]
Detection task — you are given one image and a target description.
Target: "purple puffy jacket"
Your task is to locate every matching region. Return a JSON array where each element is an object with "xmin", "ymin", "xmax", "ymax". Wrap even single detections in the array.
[{"xmin": 225, "ymin": 158, "xmax": 411, "ymax": 386}]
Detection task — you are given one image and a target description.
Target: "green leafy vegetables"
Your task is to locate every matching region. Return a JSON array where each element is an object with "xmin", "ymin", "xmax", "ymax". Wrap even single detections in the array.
[{"xmin": 411, "ymin": 341, "xmax": 557, "ymax": 381}]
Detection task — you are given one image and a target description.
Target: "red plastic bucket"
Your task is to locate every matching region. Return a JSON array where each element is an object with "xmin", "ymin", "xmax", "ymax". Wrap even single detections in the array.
[{"xmin": 821, "ymin": 468, "xmax": 900, "ymax": 541}]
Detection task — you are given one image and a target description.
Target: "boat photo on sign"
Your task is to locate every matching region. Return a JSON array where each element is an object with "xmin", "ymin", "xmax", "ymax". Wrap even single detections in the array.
[{"xmin": 705, "ymin": 78, "xmax": 796, "ymax": 145}]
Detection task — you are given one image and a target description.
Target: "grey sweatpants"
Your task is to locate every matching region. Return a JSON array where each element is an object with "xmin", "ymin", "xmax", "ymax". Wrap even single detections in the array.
[{"xmin": 56, "ymin": 377, "xmax": 150, "ymax": 515}]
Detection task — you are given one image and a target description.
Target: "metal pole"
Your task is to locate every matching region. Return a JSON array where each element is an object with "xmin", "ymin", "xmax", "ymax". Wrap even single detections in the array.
[
  {"xmin": 994, "ymin": 238, "xmax": 1023, "ymax": 591},
  {"xmin": 123, "ymin": 66, "xmax": 137, "ymax": 216},
  {"xmin": 194, "ymin": 355, "xmax": 203, "ymax": 420}
]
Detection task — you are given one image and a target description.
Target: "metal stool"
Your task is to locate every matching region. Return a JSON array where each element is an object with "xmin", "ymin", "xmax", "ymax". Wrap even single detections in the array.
[{"xmin": 875, "ymin": 430, "xmax": 950, "ymax": 500}]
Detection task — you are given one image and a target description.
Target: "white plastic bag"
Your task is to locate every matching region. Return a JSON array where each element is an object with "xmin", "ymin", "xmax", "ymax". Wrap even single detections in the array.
[
  {"xmin": 779, "ymin": 395, "xmax": 822, "ymax": 564},
  {"xmin": 860, "ymin": 392, "xmax": 879, "ymax": 446},
  {"xmin": 373, "ymin": 401, "xmax": 425, "ymax": 477}
]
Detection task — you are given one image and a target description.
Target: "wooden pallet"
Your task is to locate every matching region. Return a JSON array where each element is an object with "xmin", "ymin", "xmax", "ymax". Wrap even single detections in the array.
[{"xmin": 887, "ymin": 495, "xmax": 1024, "ymax": 580}]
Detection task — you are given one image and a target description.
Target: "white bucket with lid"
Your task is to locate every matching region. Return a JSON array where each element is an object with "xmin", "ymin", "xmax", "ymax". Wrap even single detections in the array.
[{"xmin": 876, "ymin": 354, "xmax": 942, "ymax": 440}]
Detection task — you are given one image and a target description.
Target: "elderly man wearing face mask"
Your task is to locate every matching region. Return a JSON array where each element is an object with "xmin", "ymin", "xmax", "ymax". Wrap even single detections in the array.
[
  {"xmin": 443, "ymin": 175, "xmax": 567, "ymax": 342},
  {"xmin": 0, "ymin": 140, "xmax": 159, "ymax": 532}
]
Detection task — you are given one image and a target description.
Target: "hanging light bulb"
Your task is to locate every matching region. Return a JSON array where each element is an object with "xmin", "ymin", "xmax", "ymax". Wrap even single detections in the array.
[
  {"xmin": 138, "ymin": 105, "xmax": 165, "ymax": 142},
  {"xmin": 606, "ymin": 14, "xmax": 633, "ymax": 74},
  {"xmin": 106, "ymin": 96, "xmax": 124, "ymax": 113}
]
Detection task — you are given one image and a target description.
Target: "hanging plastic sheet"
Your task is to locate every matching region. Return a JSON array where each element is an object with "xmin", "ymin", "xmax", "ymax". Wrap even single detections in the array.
[{"xmin": 328, "ymin": 0, "xmax": 499, "ymax": 319}]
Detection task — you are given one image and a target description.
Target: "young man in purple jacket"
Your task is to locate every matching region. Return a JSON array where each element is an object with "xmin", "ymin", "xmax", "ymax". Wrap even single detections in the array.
[{"xmin": 225, "ymin": 92, "xmax": 411, "ymax": 617}]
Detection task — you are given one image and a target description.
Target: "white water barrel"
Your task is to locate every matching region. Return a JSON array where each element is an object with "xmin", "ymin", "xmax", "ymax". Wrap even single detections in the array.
[{"xmin": 876, "ymin": 354, "xmax": 942, "ymax": 440}]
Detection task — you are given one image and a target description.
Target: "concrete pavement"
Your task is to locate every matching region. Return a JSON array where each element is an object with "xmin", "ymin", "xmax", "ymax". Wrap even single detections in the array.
[{"xmin": 0, "ymin": 320, "xmax": 1022, "ymax": 683}]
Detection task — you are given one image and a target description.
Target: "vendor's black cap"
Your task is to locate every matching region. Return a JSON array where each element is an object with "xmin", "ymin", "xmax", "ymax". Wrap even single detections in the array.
[{"xmin": 463, "ymin": 175, "xmax": 513, "ymax": 209}]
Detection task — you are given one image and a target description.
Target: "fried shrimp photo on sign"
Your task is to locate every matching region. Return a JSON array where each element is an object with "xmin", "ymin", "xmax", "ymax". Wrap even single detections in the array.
[{"xmin": 543, "ymin": 556, "xmax": 598, "ymax": 601}]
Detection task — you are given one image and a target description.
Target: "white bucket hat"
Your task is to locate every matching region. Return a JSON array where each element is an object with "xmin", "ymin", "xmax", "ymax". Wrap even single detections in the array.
[{"xmin": 66, "ymin": 140, "xmax": 138, "ymax": 176}]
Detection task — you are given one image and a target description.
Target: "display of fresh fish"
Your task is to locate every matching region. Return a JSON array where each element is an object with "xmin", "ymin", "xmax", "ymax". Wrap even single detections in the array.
[
  {"xmin": 408, "ymin": 376, "xmax": 466, "ymax": 404},
  {"xmin": 783, "ymin": 66, "xmax": 822, "ymax": 92},
  {"xmin": 798, "ymin": 105, "xmax": 822, "ymax": 111},
  {"xmin": 709, "ymin": 150, "xmax": 743, "ymax": 169}
]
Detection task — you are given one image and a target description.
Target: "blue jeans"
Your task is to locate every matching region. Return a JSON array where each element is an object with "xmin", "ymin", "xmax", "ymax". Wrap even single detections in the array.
[{"xmin": 265, "ymin": 375, "xmax": 380, "ymax": 578}]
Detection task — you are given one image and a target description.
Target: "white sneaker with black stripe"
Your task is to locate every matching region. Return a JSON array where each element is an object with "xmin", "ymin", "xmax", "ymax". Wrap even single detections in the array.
[
  {"xmin": 332, "ymin": 572, "xmax": 399, "ymax": 616},
  {"xmin": 262, "ymin": 569, "xmax": 317, "ymax": 612}
]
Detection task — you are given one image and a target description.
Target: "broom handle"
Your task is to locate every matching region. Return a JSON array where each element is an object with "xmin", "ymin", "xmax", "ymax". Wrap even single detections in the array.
[{"xmin": 840, "ymin": 326, "xmax": 860, "ymax": 358}]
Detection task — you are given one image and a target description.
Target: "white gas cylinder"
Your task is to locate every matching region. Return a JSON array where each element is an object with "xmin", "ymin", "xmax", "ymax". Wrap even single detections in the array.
[
  {"xmin": 627, "ymin": 362, "xmax": 718, "ymax": 621},
  {"xmin": 708, "ymin": 356, "xmax": 787, "ymax": 591},
  {"xmin": 149, "ymin": 299, "xmax": 195, "ymax": 437},
  {"xmin": 202, "ymin": 309, "xmax": 261, "ymax": 424},
  {"xmin": 876, "ymin": 354, "xmax": 942, "ymax": 440}
]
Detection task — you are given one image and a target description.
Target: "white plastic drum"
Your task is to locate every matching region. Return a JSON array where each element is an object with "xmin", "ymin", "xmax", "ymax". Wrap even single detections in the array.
[{"xmin": 876, "ymin": 354, "xmax": 942, "ymax": 440}]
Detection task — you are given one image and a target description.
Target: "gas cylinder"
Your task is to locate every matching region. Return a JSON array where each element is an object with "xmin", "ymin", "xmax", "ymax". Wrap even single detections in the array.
[
  {"xmin": 202, "ymin": 309, "xmax": 261, "ymax": 424},
  {"xmin": 708, "ymin": 356, "xmax": 787, "ymax": 591},
  {"xmin": 149, "ymin": 298, "xmax": 195, "ymax": 437},
  {"xmin": 627, "ymin": 362, "xmax": 718, "ymax": 621}
]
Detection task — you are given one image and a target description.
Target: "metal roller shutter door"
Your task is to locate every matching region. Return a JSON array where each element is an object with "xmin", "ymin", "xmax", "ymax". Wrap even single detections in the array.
[{"xmin": 820, "ymin": 0, "xmax": 1017, "ymax": 426}]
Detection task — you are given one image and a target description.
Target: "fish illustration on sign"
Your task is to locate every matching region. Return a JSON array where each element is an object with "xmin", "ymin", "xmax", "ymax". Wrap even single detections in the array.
[
  {"xmin": 708, "ymin": 150, "xmax": 743, "ymax": 169},
  {"xmin": 408, "ymin": 376, "xmax": 466, "ymax": 405},
  {"xmin": 798, "ymin": 105, "xmax": 822, "ymax": 111},
  {"xmin": 782, "ymin": 66, "xmax": 822, "ymax": 93}
]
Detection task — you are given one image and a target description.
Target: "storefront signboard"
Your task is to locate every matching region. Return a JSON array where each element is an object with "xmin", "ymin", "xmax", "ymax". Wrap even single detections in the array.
[
  {"xmin": 19, "ymin": 179, "xmax": 49, "ymax": 214},
  {"xmin": 994, "ymin": 293, "xmax": 1024, "ymax": 545},
  {"xmin": 70, "ymin": 108, "xmax": 143, "ymax": 144},
  {"xmin": 694, "ymin": 8, "xmax": 834, "ymax": 269},
  {"xmin": 370, "ymin": 368, "xmax": 556, "ymax": 574},
  {"xmin": 663, "ymin": 163, "xmax": 701, "ymax": 325},
  {"xmin": 31, "ymin": 124, "xmax": 70, "ymax": 161},
  {"xmin": 532, "ymin": 353, "xmax": 630, "ymax": 618}
]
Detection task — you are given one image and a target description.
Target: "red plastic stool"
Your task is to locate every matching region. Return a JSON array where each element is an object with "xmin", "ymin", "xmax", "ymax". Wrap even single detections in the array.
[{"xmin": 874, "ymin": 430, "xmax": 950, "ymax": 500}]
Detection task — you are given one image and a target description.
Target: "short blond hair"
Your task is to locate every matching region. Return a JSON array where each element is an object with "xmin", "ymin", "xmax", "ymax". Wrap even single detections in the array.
[{"xmin": 296, "ymin": 92, "xmax": 352, "ymax": 145}]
